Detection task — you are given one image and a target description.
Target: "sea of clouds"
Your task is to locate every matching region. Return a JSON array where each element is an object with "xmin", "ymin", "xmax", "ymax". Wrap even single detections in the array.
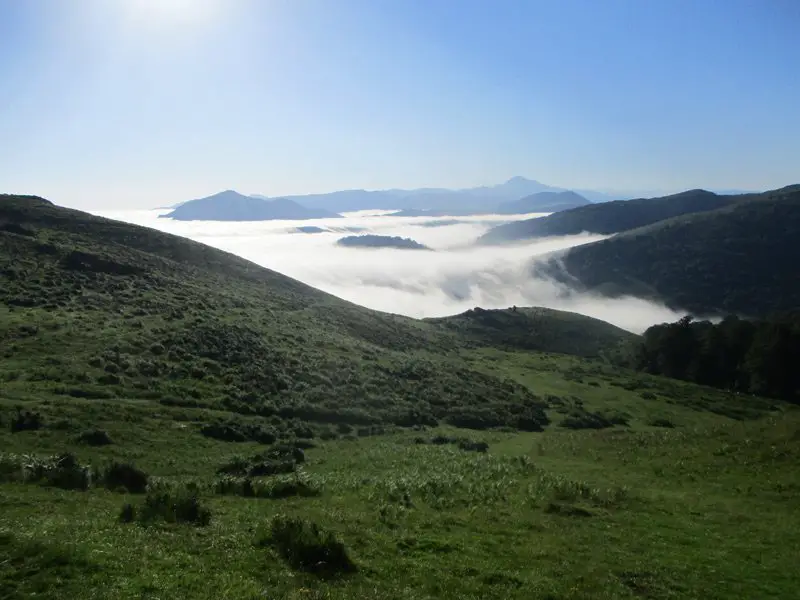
[{"xmin": 93, "ymin": 208, "xmax": 684, "ymax": 333}]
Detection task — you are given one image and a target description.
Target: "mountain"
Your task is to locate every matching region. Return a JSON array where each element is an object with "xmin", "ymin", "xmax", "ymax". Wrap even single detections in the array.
[
  {"xmin": 496, "ymin": 191, "xmax": 591, "ymax": 215},
  {"xmin": 1, "ymin": 193, "xmax": 796, "ymax": 600},
  {"xmin": 537, "ymin": 185, "xmax": 800, "ymax": 316},
  {"xmin": 250, "ymin": 177, "xmax": 609, "ymax": 214},
  {"xmin": 336, "ymin": 234, "xmax": 431, "ymax": 250},
  {"xmin": 478, "ymin": 189, "xmax": 733, "ymax": 244},
  {"xmin": 162, "ymin": 190, "xmax": 342, "ymax": 221}
]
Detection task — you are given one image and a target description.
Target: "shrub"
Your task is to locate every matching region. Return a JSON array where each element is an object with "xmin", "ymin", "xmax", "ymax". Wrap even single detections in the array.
[
  {"xmin": 101, "ymin": 462, "xmax": 148, "ymax": 494},
  {"xmin": 457, "ymin": 440, "xmax": 489, "ymax": 453},
  {"xmin": 10, "ymin": 409, "xmax": 43, "ymax": 433},
  {"xmin": 119, "ymin": 503, "xmax": 136, "ymax": 523},
  {"xmin": 560, "ymin": 410, "xmax": 614, "ymax": 430},
  {"xmin": 217, "ymin": 455, "xmax": 250, "ymax": 476},
  {"xmin": 214, "ymin": 473, "xmax": 321, "ymax": 499},
  {"xmin": 200, "ymin": 421, "xmax": 277, "ymax": 444},
  {"xmin": 24, "ymin": 453, "xmax": 91, "ymax": 491},
  {"xmin": 649, "ymin": 418, "xmax": 676, "ymax": 428},
  {"xmin": 135, "ymin": 483, "xmax": 211, "ymax": 526},
  {"xmin": 544, "ymin": 502, "xmax": 593, "ymax": 517},
  {"xmin": 256, "ymin": 515, "xmax": 356, "ymax": 577},
  {"xmin": 248, "ymin": 459, "xmax": 296, "ymax": 477},
  {"xmin": 76, "ymin": 429, "xmax": 113, "ymax": 446},
  {"xmin": 293, "ymin": 439, "xmax": 316, "ymax": 450}
]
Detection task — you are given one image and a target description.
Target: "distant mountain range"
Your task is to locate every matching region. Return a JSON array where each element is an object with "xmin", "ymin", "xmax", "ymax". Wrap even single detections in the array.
[
  {"xmin": 163, "ymin": 179, "xmax": 762, "ymax": 223},
  {"xmin": 523, "ymin": 185, "xmax": 800, "ymax": 316},
  {"xmin": 253, "ymin": 177, "xmax": 619, "ymax": 213},
  {"xmin": 162, "ymin": 190, "xmax": 342, "ymax": 221}
]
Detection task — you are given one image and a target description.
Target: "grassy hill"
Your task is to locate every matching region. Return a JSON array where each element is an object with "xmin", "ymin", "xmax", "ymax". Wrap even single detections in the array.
[
  {"xmin": 427, "ymin": 306, "xmax": 635, "ymax": 358},
  {"xmin": 478, "ymin": 189, "xmax": 734, "ymax": 245},
  {"xmin": 541, "ymin": 185, "xmax": 800, "ymax": 316},
  {"xmin": 2, "ymin": 194, "xmax": 799, "ymax": 599}
]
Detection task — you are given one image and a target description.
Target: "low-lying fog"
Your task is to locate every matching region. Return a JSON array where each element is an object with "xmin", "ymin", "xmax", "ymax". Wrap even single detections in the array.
[{"xmin": 94, "ymin": 209, "xmax": 684, "ymax": 333}]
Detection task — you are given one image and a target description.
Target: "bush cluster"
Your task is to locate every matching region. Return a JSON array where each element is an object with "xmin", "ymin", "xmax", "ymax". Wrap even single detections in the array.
[{"xmin": 255, "ymin": 515, "xmax": 356, "ymax": 577}]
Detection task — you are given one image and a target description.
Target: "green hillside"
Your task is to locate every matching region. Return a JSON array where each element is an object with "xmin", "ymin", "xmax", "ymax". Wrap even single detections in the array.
[
  {"xmin": 427, "ymin": 306, "xmax": 635, "ymax": 358},
  {"xmin": 2, "ymin": 194, "xmax": 799, "ymax": 599},
  {"xmin": 544, "ymin": 185, "xmax": 800, "ymax": 316},
  {"xmin": 478, "ymin": 189, "xmax": 734, "ymax": 245}
]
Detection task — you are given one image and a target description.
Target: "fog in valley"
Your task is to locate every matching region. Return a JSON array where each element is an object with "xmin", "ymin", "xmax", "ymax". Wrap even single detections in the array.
[{"xmin": 95, "ymin": 209, "xmax": 684, "ymax": 333}]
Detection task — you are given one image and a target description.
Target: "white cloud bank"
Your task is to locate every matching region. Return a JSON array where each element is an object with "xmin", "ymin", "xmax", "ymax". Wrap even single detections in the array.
[{"xmin": 93, "ymin": 209, "xmax": 685, "ymax": 333}]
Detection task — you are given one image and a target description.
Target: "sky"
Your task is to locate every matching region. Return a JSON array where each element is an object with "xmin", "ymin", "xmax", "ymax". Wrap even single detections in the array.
[
  {"xmin": 96, "ymin": 208, "xmax": 685, "ymax": 332},
  {"xmin": 1, "ymin": 0, "xmax": 799, "ymax": 209}
]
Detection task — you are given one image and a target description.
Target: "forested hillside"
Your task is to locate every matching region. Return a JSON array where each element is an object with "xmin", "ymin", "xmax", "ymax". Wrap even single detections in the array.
[{"xmin": 539, "ymin": 185, "xmax": 800, "ymax": 316}]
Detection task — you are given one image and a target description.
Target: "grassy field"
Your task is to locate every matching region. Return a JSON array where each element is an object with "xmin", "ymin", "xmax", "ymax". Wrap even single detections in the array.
[{"xmin": 2, "ymin": 194, "xmax": 799, "ymax": 598}]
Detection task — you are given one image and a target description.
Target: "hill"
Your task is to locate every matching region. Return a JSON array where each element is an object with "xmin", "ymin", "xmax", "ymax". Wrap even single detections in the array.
[
  {"xmin": 496, "ymin": 191, "xmax": 591, "ymax": 215},
  {"xmin": 1, "ymin": 194, "xmax": 798, "ymax": 599},
  {"xmin": 427, "ymin": 306, "xmax": 635, "ymax": 358},
  {"xmin": 538, "ymin": 185, "xmax": 800, "ymax": 316},
  {"xmin": 336, "ymin": 234, "xmax": 431, "ymax": 250},
  {"xmin": 478, "ymin": 189, "xmax": 733, "ymax": 244},
  {"xmin": 163, "ymin": 190, "xmax": 341, "ymax": 221}
]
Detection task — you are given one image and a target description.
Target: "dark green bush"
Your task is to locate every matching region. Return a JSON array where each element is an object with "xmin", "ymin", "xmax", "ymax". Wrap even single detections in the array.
[
  {"xmin": 457, "ymin": 440, "xmax": 489, "ymax": 453},
  {"xmin": 200, "ymin": 421, "xmax": 277, "ymax": 444},
  {"xmin": 101, "ymin": 462, "xmax": 148, "ymax": 494},
  {"xmin": 119, "ymin": 503, "xmax": 136, "ymax": 523},
  {"xmin": 76, "ymin": 428, "xmax": 113, "ymax": 446},
  {"xmin": 135, "ymin": 483, "xmax": 211, "ymax": 526},
  {"xmin": 649, "ymin": 418, "xmax": 676, "ymax": 428},
  {"xmin": 560, "ymin": 410, "xmax": 614, "ymax": 430},
  {"xmin": 25, "ymin": 453, "xmax": 91, "ymax": 491},
  {"xmin": 10, "ymin": 409, "xmax": 43, "ymax": 433},
  {"xmin": 217, "ymin": 455, "xmax": 250, "ymax": 476},
  {"xmin": 248, "ymin": 459, "xmax": 296, "ymax": 477},
  {"xmin": 256, "ymin": 515, "xmax": 356, "ymax": 576}
]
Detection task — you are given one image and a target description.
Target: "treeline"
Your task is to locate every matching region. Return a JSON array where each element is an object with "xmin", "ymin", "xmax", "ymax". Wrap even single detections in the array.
[{"xmin": 629, "ymin": 315, "xmax": 800, "ymax": 403}]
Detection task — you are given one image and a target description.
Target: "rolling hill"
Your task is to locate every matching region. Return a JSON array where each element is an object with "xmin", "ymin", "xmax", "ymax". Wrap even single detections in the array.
[
  {"xmin": 536, "ymin": 185, "xmax": 800, "ymax": 316},
  {"xmin": 163, "ymin": 190, "xmax": 342, "ymax": 221},
  {"xmin": 478, "ymin": 189, "xmax": 735, "ymax": 244},
  {"xmin": 2, "ymin": 193, "xmax": 798, "ymax": 599}
]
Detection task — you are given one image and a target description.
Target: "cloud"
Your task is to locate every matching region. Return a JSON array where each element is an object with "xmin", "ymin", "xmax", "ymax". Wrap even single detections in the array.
[{"xmin": 94, "ymin": 209, "xmax": 685, "ymax": 333}]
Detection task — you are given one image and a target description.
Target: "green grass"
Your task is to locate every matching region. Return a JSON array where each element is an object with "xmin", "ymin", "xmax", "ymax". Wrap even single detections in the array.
[
  {"xmin": 2, "ymin": 194, "xmax": 798, "ymax": 598},
  {"xmin": 1, "ymin": 403, "xmax": 798, "ymax": 599}
]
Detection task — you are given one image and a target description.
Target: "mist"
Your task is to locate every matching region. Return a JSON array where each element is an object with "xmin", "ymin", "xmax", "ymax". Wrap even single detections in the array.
[{"xmin": 94, "ymin": 209, "xmax": 685, "ymax": 333}]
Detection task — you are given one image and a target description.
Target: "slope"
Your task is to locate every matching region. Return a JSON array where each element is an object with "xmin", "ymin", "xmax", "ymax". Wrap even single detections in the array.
[
  {"xmin": 163, "ymin": 190, "xmax": 342, "ymax": 221},
  {"xmin": 0, "ymin": 194, "xmax": 551, "ymax": 432},
  {"xmin": 478, "ymin": 189, "xmax": 733, "ymax": 244},
  {"xmin": 539, "ymin": 185, "xmax": 800, "ymax": 316}
]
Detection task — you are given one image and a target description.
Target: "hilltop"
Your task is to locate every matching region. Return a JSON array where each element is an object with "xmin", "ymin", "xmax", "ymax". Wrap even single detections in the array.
[
  {"xmin": 427, "ymin": 306, "xmax": 635, "ymax": 358},
  {"xmin": 1, "ymin": 193, "xmax": 798, "ymax": 599},
  {"xmin": 478, "ymin": 189, "xmax": 733, "ymax": 244},
  {"xmin": 163, "ymin": 190, "xmax": 342, "ymax": 221},
  {"xmin": 537, "ymin": 185, "xmax": 800, "ymax": 316}
]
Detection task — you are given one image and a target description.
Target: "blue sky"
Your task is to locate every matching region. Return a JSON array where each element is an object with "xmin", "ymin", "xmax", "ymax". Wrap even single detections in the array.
[{"xmin": 1, "ymin": 0, "xmax": 798, "ymax": 208}]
